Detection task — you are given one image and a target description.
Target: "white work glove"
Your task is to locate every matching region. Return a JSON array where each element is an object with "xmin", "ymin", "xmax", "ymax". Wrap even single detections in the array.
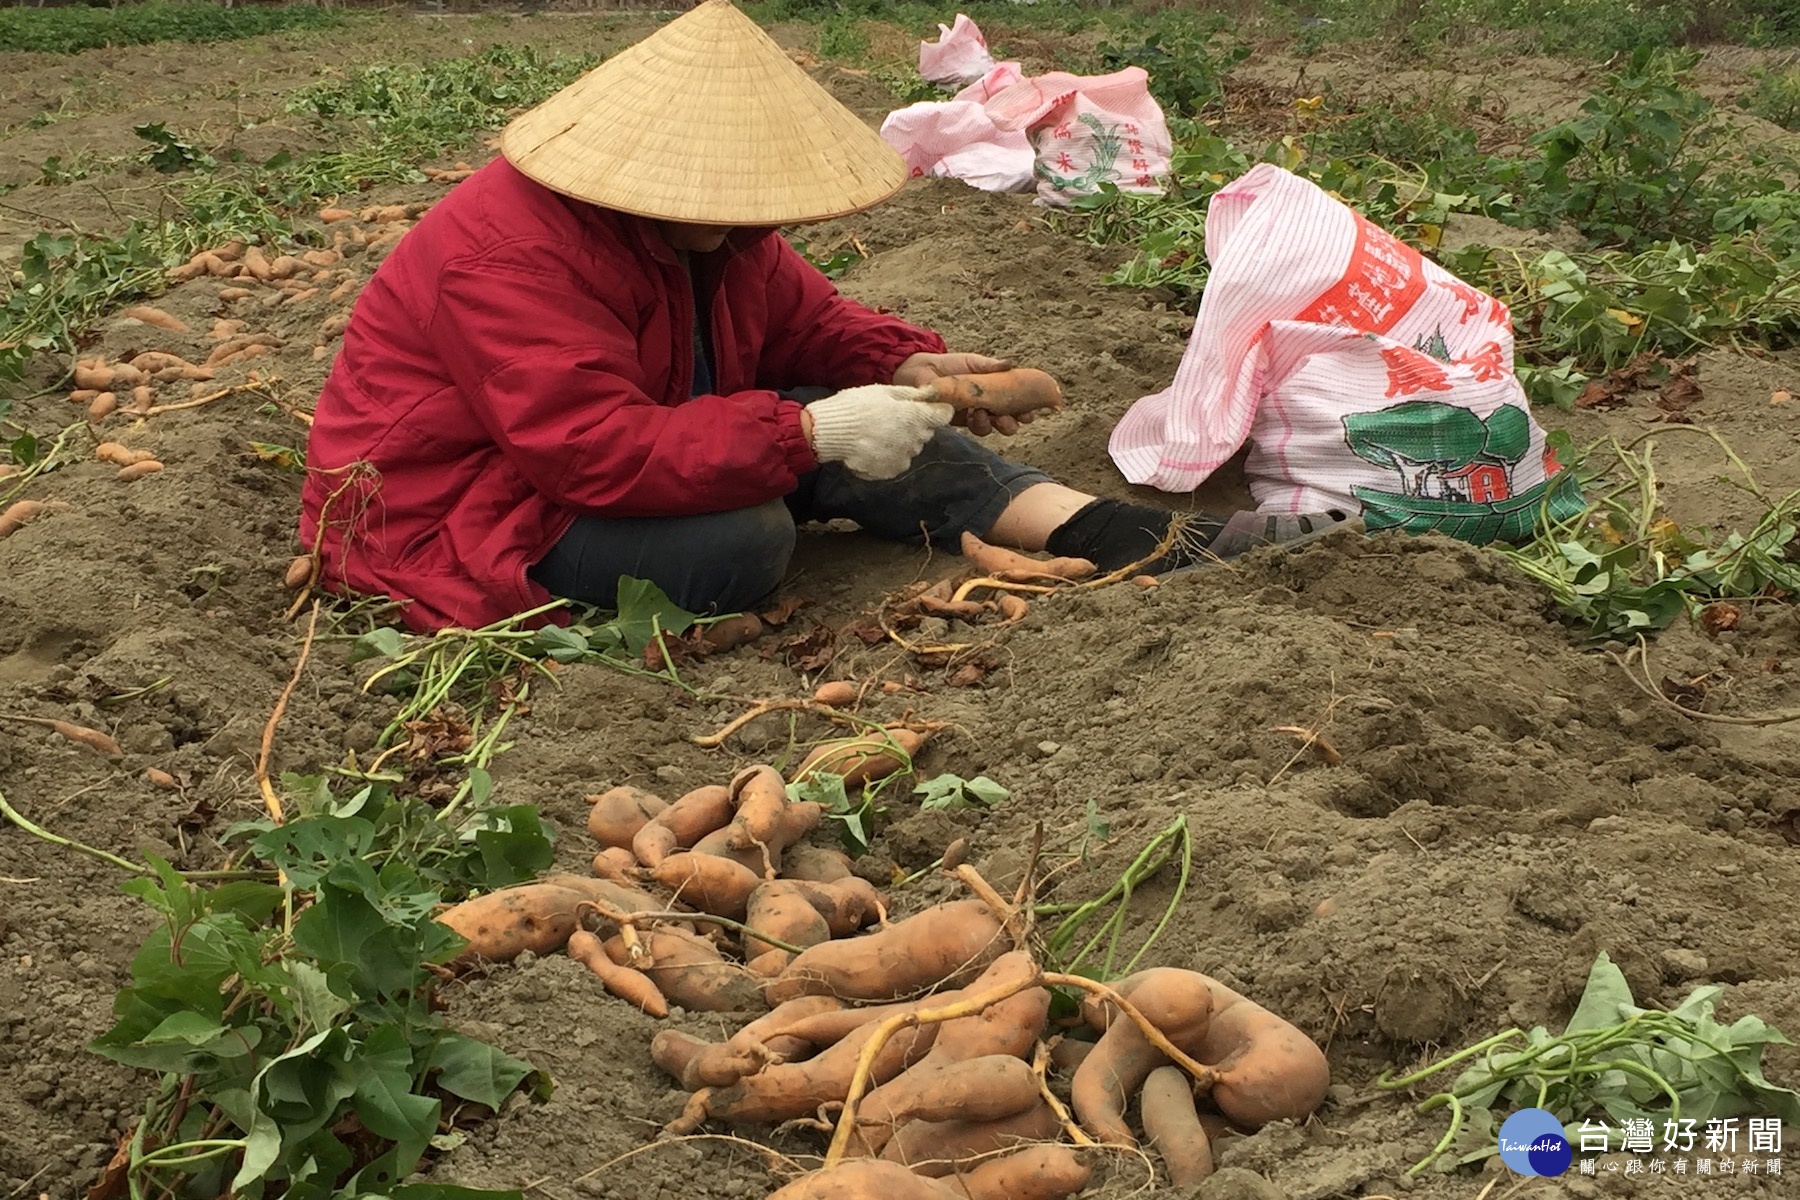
[{"xmin": 806, "ymin": 384, "xmax": 955, "ymax": 481}]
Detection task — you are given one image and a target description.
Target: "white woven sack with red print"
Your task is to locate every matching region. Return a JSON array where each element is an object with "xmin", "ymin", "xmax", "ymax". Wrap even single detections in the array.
[
  {"xmin": 1108, "ymin": 164, "xmax": 1583, "ymax": 545},
  {"xmin": 983, "ymin": 67, "xmax": 1171, "ymax": 208}
]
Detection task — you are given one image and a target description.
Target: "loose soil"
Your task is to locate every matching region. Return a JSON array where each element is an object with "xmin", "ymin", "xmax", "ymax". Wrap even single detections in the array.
[{"xmin": 3, "ymin": 12, "xmax": 1799, "ymax": 1200}]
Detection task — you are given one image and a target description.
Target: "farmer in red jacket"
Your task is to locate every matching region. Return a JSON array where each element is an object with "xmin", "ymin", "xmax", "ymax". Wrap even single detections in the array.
[{"xmin": 299, "ymin": 1, "xmax": 1348, "ymax": 633}]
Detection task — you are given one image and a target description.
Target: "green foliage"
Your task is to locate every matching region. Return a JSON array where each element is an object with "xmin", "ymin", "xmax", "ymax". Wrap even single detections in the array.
[
  {"xmin": 1380, "ymin": 952, "xmax": 1800, "ymax": 1176},
  {"xmin": 0, "ymin": 2, "xmax": 343, "ymax": 55},
  {"xmin": 1098, "ymin": 15, "xmax": 1247, "ymax": 118},
  {"xmin": 914, "ymin": 773, "xmax": 1009, "ymax": 812},
  {"xmin": 90, "ymin": 842, "xmax": 541, "ymax": 1198},
  {"xmin": 816, "ymin": 14, "xmax": 872, "ymax": 63},
  {"xmin": 1740, "ymin": 66, "xmax": 1800, "ymax": 130},
  {"xmin": 136, "ymin": 122, "xmax": 215, "ymax": 174},
  {"xmin": 1498, "ymin": 434, "xmax": 1800, "ymax": 640}
]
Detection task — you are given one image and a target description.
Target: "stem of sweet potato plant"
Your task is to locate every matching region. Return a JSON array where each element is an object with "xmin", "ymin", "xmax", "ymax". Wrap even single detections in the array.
[{"xmin": 0, "ymin": 787, "xmax": 148, "ymax": 874}]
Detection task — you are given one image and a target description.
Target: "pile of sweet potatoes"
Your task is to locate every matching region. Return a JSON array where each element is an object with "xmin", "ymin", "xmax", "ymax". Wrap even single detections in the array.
[{"xmin": 433, "ymin": 747, "xmax": 1330, "ymax": 1199}]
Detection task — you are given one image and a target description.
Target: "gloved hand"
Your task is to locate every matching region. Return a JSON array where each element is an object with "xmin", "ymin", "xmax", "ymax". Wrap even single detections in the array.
[{"xmin": 805, "ymin": 384, "xmax": 955, "ymax": 480}]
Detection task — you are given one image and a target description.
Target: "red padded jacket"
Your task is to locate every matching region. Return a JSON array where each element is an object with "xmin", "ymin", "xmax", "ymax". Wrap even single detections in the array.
[{"xmin": 298, "ymin": 159, "xmax": 944, "ymax": 631}]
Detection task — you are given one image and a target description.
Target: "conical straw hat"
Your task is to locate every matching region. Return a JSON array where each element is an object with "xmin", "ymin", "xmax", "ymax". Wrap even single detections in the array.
[{"xmin": 500, "ymin": 0, "xmax": 908, "ymax": 225}]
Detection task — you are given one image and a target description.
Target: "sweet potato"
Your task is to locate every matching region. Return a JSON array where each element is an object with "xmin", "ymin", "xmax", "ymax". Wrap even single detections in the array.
[
  {"xmin": 767, "ymin": 898, "xmax": 1004, "ymax": 1004},
  {"xmin": 0, "ymin": 501, "xmax": 64, "ymax": 540},
  {"xmin": 96, "ymin": 443, "xmax": 155, "ymax": 468},
  {"xmin": 240, "ymin": 246, "xmax": 274, "ymax": 281},
  {"xmin": 267, "ymin": 255, "xmax": 304, "ymax": 280},
  {"xmin": 1141, "ymin": 1064, "xmax": 1213, "ymax": 1187},
  {"xmin": 744, "ymin": 881, "xmax": 831, "ymax": 959},
  {"xmin": 319, "ymin": 207, "xmax": 355, "ymax": 223},
  {"xmin": 696, "ymin": 611, "xmax": 763, "ymax": 652},
  {"xmin": 925, "ymin": 367, "xmax": 1063, "ymax": 417},
  {"xmin": 728, "ymin": 763, "xmax": 787, "ymax": 849},
  {"xmin": 590, "ymin": 847, "xmax": 639, "ymax": 884},
  {"xmin": 879, "ymin": 1103, "xmax": 1063, "ymax": 1175},
  {"xmin": 363, "ymin": 204, "xmax": 412, "ymax": 223},
  {"xmin": 960, "ymin": 531, "xmax": 1096, "ymax": 582},
  {"xmin": 650, "ymin": 1027, "xmax": 710, "ymax": 1087},
  {"xmin": 121, "ymin": 305, "xmax": 189, "ymax": 333},
  {"xmin": 851, "ymin": 1055, "xmax": 1041, "ymax": 1155},
  {"xmin": 586, "ymin": 784, "xmax": 667, "ymax": 848},
  {"xmin": 86, "ymin": 393, "xmax": 116, "ymax": 422},
  {"xmin": 1072, "ymin": 968, "xmax": 1213, "ymax": 1146},
  {"xmin": 790, "ymin": 725, "xmax": 930, "ymax": 788},
  {"xmin": 632, "ymin": 783, "xmax": 733, "ymax": 867},
  {"xmin": 217, "ymin": 287, "xmax": 253, "ymax": 302},
  {"xmin": 939, "ymin": 1144, "xmax": 1091, "ymax": 1200},
  {"xmin": 811, "ymin": 680, "xmax": 859, "ymax": 706},
  {"xmin": 688, "ymin": 823, "xmax": 778, "ymax": 876},
  {"xmin": 757, "ymin": 995, "xmax": 939, "ymax": 1051},
  {"xmin": 786, "ymin": 877, "xmax": 884, "ymax": 938},
  {"xmin": 918, "ymin": 950, "xmax": 1047, "ymax": 1063},
  {"xmin": 767, "ymin": 1161, "xmax": 959, "ymax": 1200},
  {"xmin": 319, "ymin": 311, "xmax": 351, "ymax": 340},
  {"xmin": 283, "ymin": 555, "xmax": 313, "ymax": 589},
  {"xmin": 437, "ymin": 881, "xmax": 591, "ymax": 963},
  {"xmin": 783, "ymin": 844, "xmax": 854, "ymax": 883},
  {"xmin": 746, "ymin": 949, "xmax": 793, "ymax": 978},
  {"xmin": 997, "ymin": 594, "xmax": 1031, "ymax": 623},
  {"xmin": 302, "ymin": 248, "xmax": 342, "ymax": 268},
  {"xmin": 3, "ymin": 716, "xmax": 122, "ymax": 758},
  {"xmin": 567, "ymin": 929, "xmax": 667, "ymax": 1017},
  {"xmin": 117, "ymin": 461, "xmax": 164, "ymax": 482},
  {"xmin": 129, "ymin": 385, "xmax": 154, "ymax": 415},
  {"xmin": 651, "ymin": 851, "xmax": 761, "ymax": 920},
  {"xmin": 144, "ymin": 767, "xmax": 179, "ymax": 790},
  {"xmin": 205, "ymin": 333, "xmax": 284, "ymax": 366},
  {"xmin": 128, "ymin": 352, "xmax": 194, "ymax": 374},
  {"xmin": 72, "ymin": 363, "xmax": 114, "ymax": 391},
  {"xmin": 687, "ymin": 996, "xmax": 844, "ymax": 1087},
  {"xmin": 1048, "ymin": 1036, "xmax": 1094, "ymax": 1075},
  {"xmin": 1191, "ymin": 978, "xmax": 1330, "ymax": 1128},
  {"xmin": 703, "ymin": 1013, "xmax": 938, "ymax": 1124},
  {"xmin": 602, "ymin": 927, "xmax": 765, "ymax": 1013}
]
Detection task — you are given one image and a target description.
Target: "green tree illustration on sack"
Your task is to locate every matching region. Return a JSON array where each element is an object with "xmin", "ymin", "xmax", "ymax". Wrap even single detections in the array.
[{"xmin": 1344, "ymin": 399, "xmax": 1584, "ymax": 544}]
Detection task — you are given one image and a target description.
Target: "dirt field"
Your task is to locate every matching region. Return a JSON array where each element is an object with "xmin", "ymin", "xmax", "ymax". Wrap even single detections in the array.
[{"xmin": 3, "ymin": 11, "xmax": 1799, "ymax": 1200}]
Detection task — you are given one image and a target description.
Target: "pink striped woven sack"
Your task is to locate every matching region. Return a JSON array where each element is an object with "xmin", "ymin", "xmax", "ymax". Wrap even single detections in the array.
[{"xmin": 1108, "ymin": 164, "xmax": 1582, "ymax": 544}]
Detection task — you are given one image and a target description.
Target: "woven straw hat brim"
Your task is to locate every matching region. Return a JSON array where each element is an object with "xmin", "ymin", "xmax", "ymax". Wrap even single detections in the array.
[{"xmin": 500, "ymin": 0, "xmax": 908, "ymax": 226}]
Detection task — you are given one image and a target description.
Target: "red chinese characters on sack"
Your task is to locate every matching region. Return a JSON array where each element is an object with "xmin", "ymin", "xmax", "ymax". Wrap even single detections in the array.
[
  {"xmin": 1294, "ymin": 213, "xmax": 1428, "ymax": 335},
  {"xmin": 1436, "ymin": 278, "xmax": 1485, "ymax": 323},
  {"xmin": 1379, "ymin": 345, "xmax": 1454, "ymax": 397},
  {"xmin": 1458, "ymin": 340, "xmax": 1508, "ymax": 382}
]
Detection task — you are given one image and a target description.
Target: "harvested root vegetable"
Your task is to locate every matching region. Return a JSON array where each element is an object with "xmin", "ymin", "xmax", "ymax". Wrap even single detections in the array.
[
  {"xmin": 240, "ymin": 246, "xmax": 274, "ymax": 281},
  {"xmin": 916, "ymin": 594, "xmax": 987, "ymax": 620},
  {"xmin": 87, "ymin": 393, "xmax": 116, "ymax": 422},
  {"xmin": 698, "ymin": 612, "xmax": 763, "ymax": 652},
  {"xmin": 744, "ymin": 881, "xmax": 831, "ymax": 959},
  {"xmin": 144, "ymin": 767, "xmax": 179, "ymax": 790},
  {"xmin": 129, "ymin": 385, "xmax": 154, "ymax": 415},
  {"xmin": 1192, "ymin": 977, "xmax": 1331, "ymax": 1128},
  {"xmin": 218, "ymin": 287, "xmax": 253, "ymax": 302},
  {"xmin": 1131, "ymin": 575, "xmax": 1159, "ymax": 589},
  {"xmin": 1141, "ymin": 1063, "xmax": 1214, "ymax": 1187},
  {"xmin": 879, "ymin": 1103, "xmax": 1063, "ymax": 1175},
  {"xmin": 783, "ymin": 844, "xmax": 853, "ymax": 883},
  {"xmin": 790, "ymin": 725, "xmax": 931, "ymax": 788},
  {"xmin": 301, "ymin": 249, "xmax": 341, "ymax": 268},
  {"xmin": 205, "ymin": 333, "xmax": 283, "ymax": 366},
  {"xmin": 919, "ymin": 950, "xmax": 1047, "ymax": 1062},
  {"xmin": 591, "ymin": 847, "xmax": 639, "ymax": 884},
  {"xmin": 767, "ymin": 898, "xmax": 1004, "ymax": 1004},
  {"xmin": 586, "ymin": 784, "xmax": 666, "ymax": 848},
  {"xmin": 632, "ymin": 783, "xmax": 733, "ymax": 867},
  {"xmin": 851, "ymin": 1054, "xmax": 1041, "ymax": 1155},
  {"xmin": 746, "ymin": 949, "xmax": 792, "ymax": 978},
  {"xmin": 319, "ymin": 207, "xmax": 355, "ymax": 223},
  {"xmin": 436, "ymin": 881, "xmax": 592, "ymax": 963},
  {"xmin": 727, "ymin": 764, "xmax": 787, "ymax": 849},
  {"xmin": 72, "ymin": 363, "xmax": 114, "ymax": 391},
  {"xmin": 121, "ymin": 305, "xmax": 189, "ymax": 333},
  {"xmin": 782, "ymin": 877, "xmax": 882, "ymax": 938},
  {"xmin": 703, "ymin": 1014, "xmax": 938, "ymax": 1123},
  {"xmin": 940, "ymin": 1144, "xmax": 1092, "ymax": 1200},
  {"xmin": 363, "ymin": 204, "xmax": 411, "ymax": 223},
  {"xmin": 1072, "ymin": 967, "xmax": 1213, "ymax": 1146},
  {"xmin": 688, "ymin": 823, "xmax": 780, "ymax": 876},
  {"xmin": 319, "ymin": 311, "xmax": 351, "ymax": 340},
  {"xmin": 811, "ymin": 680, "xmax": 858, "ymax": 706},
  {"xmin": 0, "ymin": 715, "xmax": 122, "ymax": 758},
  {"xmin": 650, "ymin": 1028, "xmax": 713, "ymax": 1090},
  {"xmin": 1048, "ymin": 1036, "xmax": 1094, "ymax": 1074},
  {"xmin": 768, "ymin": 1160, "xmax": 958, "ymax": 1200},
  {"xmin": 602, "ymin": 927, "xmax": 765, "ymax": 1013},
  {"xmin": 568, "ymin": 929, "xmax": 667, "ymax": 1017},
  {"xmin": 997, "ymin": 594, "xmax": 1031, "ymax": 623},
  {"xmin": 96, "ymin": 443, "xmax": 156, "ymax": 468},
  {"xmin": 925, "ymin": 367, "xmax": 1063, "ymax": 417},
  {"xmin": 283, "ymin": 555, "xmax": 313, "ymax": 589},
  {"xmin": 0, "ymin": 501, "xmax": 67, "ymax": 540},
  {"xmin": 117, "ymin": 461, "xmax": 164, "ymax": 482},
  {"xmin": 651, "ymin": 851, "xmax": 761, "ymax": 920},
  {"xmin": 127, "ymin": 349, "xmax": 197, "ymax": 370},
  {"xmin": 960, "ymin": 531, "xmax": 1095, "ymax": 582},
  {"xmin": 691, "ymin": 995, "xmax": 843, "ymax": 1083}
]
